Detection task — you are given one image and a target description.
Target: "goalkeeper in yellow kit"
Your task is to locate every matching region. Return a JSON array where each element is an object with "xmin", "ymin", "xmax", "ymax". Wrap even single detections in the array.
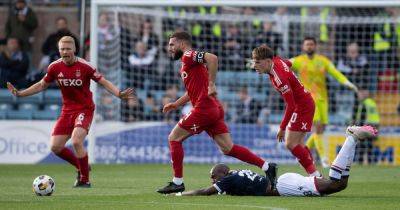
[{"xmin": 291, "ymin": 37, "xmax": 358, "ymax": 168}]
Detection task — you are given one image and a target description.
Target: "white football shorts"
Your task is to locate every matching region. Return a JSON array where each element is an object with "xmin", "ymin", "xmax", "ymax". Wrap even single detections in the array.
[{"xmin": 276, "ymin": 173, "xmax": 321, "ymax": 196}]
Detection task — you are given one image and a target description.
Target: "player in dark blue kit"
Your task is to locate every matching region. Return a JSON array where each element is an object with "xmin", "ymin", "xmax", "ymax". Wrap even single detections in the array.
[{"xmin": 179, "ymin": 125, "xmax": 377, "ymax": 197}]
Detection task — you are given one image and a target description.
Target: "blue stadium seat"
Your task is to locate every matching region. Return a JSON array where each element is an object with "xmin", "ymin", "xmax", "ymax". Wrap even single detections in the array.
[
  {"xmin": 153, "ymin": 90, "xmax": 165, "ymax": 100},
  {"xmin": 136, "ymin": 90, "xmax": 146, "ymax": 101},
  {"xmin": 217, "ymin": 71, "xmax": 236, "ymax": 86},
  {"xmin": 33, "ymin": 104, "xmax": 60, "ymax": 120},
  {"xmin": 16, "ymin": 92, "xmax": 43, "ymax": 104},
  {"xmin": 219, "ymin": 91, "xmax": 238, "ymax": 104},
  {"xmin": 0, "ymin": 103, "xmax": 12, "ymax": 119},
  {"xmin": 266, "ymin": 113, "xmax": 283, "ymax": 124},
  {"xmin": 0, "ymin": 89, "xmax": 15, "ymax": 104},
  {"xmin": 7, "ymin": 103, "xmax": 38, "ymax": 120},
  {"xmin": 43, "ymin": 90, "xmax": 62, "ymax": 104}
]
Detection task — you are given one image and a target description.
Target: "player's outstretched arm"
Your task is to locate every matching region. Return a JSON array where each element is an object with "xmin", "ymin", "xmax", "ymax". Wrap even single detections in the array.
[
  {"xmin": 163, "ymin": 92, "xmax": 190, "ymax": 113},
  {"xmin": 7, "ymin": 80, "xmax": 49, "ymax": 97},
  {"xmin": 326, "ymin": 59, "xmax": 358, "ymax": 93},
  {"xmin": 204, "ymin": 53, "xmax": 218, "ymax": 96},
  {"xmin": 97, "ymin": 77, "xmax": 134, "ymax": 100},
  {"xmin": 180, "ymin": 185, "xmax": 218, "ymax": 196}
]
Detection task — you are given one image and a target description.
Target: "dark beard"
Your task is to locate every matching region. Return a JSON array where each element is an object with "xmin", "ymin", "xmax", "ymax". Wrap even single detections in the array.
[
  {"xmin": 173, "ymin": 50, "xmax": 183, "ymax": 60},
  {"xmin": 306, "ymin": 51, "xmax": 315, "ymax": 57}
]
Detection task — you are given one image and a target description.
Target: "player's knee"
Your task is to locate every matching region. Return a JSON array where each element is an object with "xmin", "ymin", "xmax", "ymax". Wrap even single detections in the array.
[
  {"xmin": 338, "ymin": 181, "xmax": 348, "ymax": 191},
  {"xmin": 50, "ymin": 145, "xmax": 63, "ymax": 154},
  {"xmin": 71, "ymin": 139, "xmax": 83, "ymax": 149},
  {"xmin": 329, "ymin": 181, "xmax": 347, "ymax": 193},
  {"xmin": 220, "ymin": 146, "xmax": 232, "ymax": 155},
  {"xmin": 285, "ymin": 141, "xmax": 296, "ymax": 150},
  {"xmin": 168, "ymin": 134, "xmax": 180, "ymax": 142}
]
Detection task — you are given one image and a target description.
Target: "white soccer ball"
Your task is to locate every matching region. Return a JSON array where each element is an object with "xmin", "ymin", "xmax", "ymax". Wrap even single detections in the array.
[{"xmin": 32, "ymin": 175, "xmax": 55, "ymax": 196}]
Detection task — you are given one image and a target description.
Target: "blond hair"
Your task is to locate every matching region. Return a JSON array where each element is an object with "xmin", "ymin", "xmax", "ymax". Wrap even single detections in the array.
[{"xmin": 58, "ymin": 36, "xmax": 76, "ymax": 50}]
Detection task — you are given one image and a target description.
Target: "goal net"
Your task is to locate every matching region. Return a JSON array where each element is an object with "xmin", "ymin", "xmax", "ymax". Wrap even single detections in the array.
[{"xmin": 90, "ymin": 1, "xmax": 400, "ymax": 166}]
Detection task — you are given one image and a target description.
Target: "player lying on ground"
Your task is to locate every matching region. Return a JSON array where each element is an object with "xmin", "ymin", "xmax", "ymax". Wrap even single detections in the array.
[
  {"xmin": 157, "ymin": 31, "xmax": 276, "ymax": 194},
  {"xmin": 179, "ymin": 125, "xmax": 377, "ymax": 196},
  {"xmin": 7, "ymin": 36, "xmax": 134, "ymax": 188},
  {"xmin": 252, "ymin": 44, "xmax": 321, "ymax": 177}
]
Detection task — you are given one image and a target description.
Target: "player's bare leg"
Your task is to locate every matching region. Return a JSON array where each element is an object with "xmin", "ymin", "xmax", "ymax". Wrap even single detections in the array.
[
  {"xmin": 50, "ymin": 135, "xmax": 81, "ymax": 171},
  {"xmin": 316, "ymin": 125, "xmax": 378, "ymax": 195},
  {"xmin": 286, "ymin": 130, "xmax": 321, "ymax": 176},
  {"xmin": 213, "ymin": 133, "xmax": 277, "ymax": 187},
  {"xmin": 157, "ymin": 124, "xmax": 191, "ymax": 194},
  {"xmin": 71, "ymin": 127, "xmax": 91, "ymax": 188},
  {"xmin": 51, "ymin": 135, "xmax": 84, "ymax": 185}
]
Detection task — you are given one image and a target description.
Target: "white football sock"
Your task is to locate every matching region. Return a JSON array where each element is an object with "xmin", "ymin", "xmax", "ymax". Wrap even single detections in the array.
[
  {"xmin": 172, "ymin": 177, "xmax": 183, "ymax": 185},
  {"xmin": 310, "ymin": 171, "xmax": 322, "ymax": 177},
  {"xmin": 329, "ymin": 136, "xmax": 356, "ymax": 180},
  {"xmin": 342, "ymin": 140, "xmax": 356, "ymax": 177},
  {"xmin": 261, "ymin": 161, "xmax": 269, "ymax": 171}
]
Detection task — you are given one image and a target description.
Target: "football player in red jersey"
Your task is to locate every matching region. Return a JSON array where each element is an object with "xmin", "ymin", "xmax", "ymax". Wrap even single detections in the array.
[
  {"xmin": 251, "ymin": 45, "xmax": 321, "ymax": 177},
  {"xmin": 7, "ymin": 36, "xmax": 134, "ymax": 187},
  {"xmin": 157, "ymin": 32, "xmax": 276, "ymax": 194}
]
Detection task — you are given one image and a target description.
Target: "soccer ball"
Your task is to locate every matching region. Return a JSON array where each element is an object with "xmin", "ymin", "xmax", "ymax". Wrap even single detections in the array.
[{"xmin": 32, "ymin": 175, "xmax": 55, "ymax": 196}]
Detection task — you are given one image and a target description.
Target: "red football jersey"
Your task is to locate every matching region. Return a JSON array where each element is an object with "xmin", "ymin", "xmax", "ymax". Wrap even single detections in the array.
[
  {"xmin": 44, "ymin": 57, "xmax": 102, "ymax": 112},
  {"xmin": 268, "ymin": 56, "xmax": 314, "ymax": 130},
  {"xmin": 180, "ymin": 50, "xmax": 219, "ymax": 108}
]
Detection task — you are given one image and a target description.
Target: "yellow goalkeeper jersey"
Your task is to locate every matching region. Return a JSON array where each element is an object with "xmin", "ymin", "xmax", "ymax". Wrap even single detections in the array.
[{"xmin": 291, "ymin": 54, "xmax": 349, "ymax": 101}]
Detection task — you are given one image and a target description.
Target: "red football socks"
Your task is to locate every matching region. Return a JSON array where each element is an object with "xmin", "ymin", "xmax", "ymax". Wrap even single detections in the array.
[
  {"xmin": 291, "ymin": 144, "xmax": 317, "ymax": 174},
  {"xmin": 169, "ymin": 141, "xmax": 184, "ymax": 178},
  {"xmin": 56, "ymin": 147, "xmax": 80, "ymax": 170},
  {"xmin": 78, "ymin": 155, "xmax": 89, "ymax": 182},
  {"xmin": 227, "ymin": 144, "xmax": 265, "ymax": 168}
]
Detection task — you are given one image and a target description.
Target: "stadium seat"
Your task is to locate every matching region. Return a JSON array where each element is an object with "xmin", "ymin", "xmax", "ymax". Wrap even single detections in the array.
[
  {"xmin": 136, "ymin": 90, "xmax": 147, "ymax": 101},
  {"xmin": 0, "ymin": 103, "xmax": 12, "ymax": 119},
  {"xmin": 219, "ymin": 91, "xmax": 239, "ymax": 104},
  {"xmin": 0, "ymin": 89, "xmax": 15, "ymax": 104},
  {"xmin": 7, "ymin": 103, "xmax": 38, "ymax": 120},
  {"xmin": 16, "ymin": 92, "xmax": 43, "ymax": 105},
  {"xmin": 7, "ymin": 110, "xmax": 33, "ymax": 120},
  {"xmin": 217, "ymin": 71, "xmax": 237, "ymax": 87},
  {"xmin": 43, "ymin": 90, "xmax": 62, "ymax": 104},
  {"xmin": 33, "ymin": 104, "xmax": 60, "ymax": 120},
  {"xmin": 266, "ymin": 113, "xmax": 283, "ymax": 124}
]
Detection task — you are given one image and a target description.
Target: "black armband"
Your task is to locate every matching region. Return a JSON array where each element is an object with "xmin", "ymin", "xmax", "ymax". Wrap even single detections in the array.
[{"xmin": 194, "ymin": 51, "xmax": 205, "ymax": 63}]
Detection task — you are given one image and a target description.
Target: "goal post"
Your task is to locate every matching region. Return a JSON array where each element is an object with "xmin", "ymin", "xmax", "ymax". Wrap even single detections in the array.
[{"xmin": 89, "ymin": 0, "xmax": 400, "ymax": 165}]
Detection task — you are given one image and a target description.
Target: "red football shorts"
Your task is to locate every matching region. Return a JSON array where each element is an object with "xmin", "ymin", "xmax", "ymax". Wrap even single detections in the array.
[
  {"xmin": 287, "ymin": 99, "xmax": 315, "ymax": 132},
  {"xmin": 178, "ymin": 105, "xmax": 229, "ymax": 137},
  {"xmin": 52, "ymin": 109, "xmax": 94, "ymax": 136}
]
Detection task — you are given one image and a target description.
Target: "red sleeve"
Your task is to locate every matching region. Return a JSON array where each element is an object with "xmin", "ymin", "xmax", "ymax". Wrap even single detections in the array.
[
  {"xmin": 181, "ymin": 50, "xmax": 206, "ymax": 66},
  {"xmin": 43, "ymin": 64, "xmax": 56, "ymax": 83},
  {"xmin": 283, "ymin": 59, "xmax": 292, "ymax": 68},
  {"xmin": 87, "ymin": 65, "xmax": 102, "ymax": 82}
]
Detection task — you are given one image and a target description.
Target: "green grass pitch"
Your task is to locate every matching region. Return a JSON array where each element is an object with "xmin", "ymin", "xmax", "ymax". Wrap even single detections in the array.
[{"xmin": 0, "ymin": 164, "xmax": 399, "ymax": 210}]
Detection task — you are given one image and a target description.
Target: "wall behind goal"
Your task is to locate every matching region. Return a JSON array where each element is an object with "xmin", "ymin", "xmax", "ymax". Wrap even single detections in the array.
[
  {"xmin": 0, "ymin": 121, "xmax": 398, "ymax": 165},
  {"xmin": 92, "ymin": 122, "xmax": 399, "ymax": 165}
]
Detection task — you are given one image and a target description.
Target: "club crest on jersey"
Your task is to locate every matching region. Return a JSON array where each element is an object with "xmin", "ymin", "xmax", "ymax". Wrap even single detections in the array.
[{"xmin": 75, "ymin": 69, "xmax": 81, "ymax": 77}]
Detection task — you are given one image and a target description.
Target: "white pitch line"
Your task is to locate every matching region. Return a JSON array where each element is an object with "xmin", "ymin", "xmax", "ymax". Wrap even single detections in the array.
[
  {"xmin": 61, "ymin": 200, "xmax": 288, "ymax": 210},
  {"xmin": 140, "ymin": 201, "xmax": 288, "ymax": 210},
  {"xmin": 18, "ymin": 197, "xmax": 288, "ymax": 210}
]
